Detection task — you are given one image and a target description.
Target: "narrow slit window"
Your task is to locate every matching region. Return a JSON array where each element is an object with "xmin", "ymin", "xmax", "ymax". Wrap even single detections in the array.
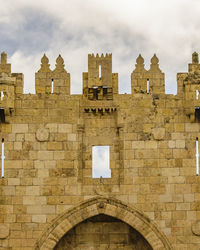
[
  {"xmin": 0, "ymin": 91, "xmax": 4, "ymax": 101},
  {"xmin": 1, "ymin": 138, "xmax": 5, "ymax": 178},
  {"xmin": 99, "ymin": 64, "xmax": 101, "ymax": 78},
  {"xmin": 92, "ymin": 146, "xmax": 111, "ymax": 178},
  {"xmin": 196, "ymin": 90, "xmax": 199, "ymax": 100},
  {"xmin": 51, "ymin": 79, "xmax": 54, "ymax": 94},
  {"xmin": 147, "ymin": 79, "xmax": 149, "ymax": 94},
  {"xmin": 196, "ymin": 138, "xmax": 199, "ymax": 176},
  {"xmin": 195, "ymin": 107, "xmax": 200, "ymax": 122}
]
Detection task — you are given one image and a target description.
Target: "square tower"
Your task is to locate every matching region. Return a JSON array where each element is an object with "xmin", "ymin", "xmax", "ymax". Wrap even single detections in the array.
[{"xmin": 83, "ymin": 53, "xmax": 118, "ymax": 100}]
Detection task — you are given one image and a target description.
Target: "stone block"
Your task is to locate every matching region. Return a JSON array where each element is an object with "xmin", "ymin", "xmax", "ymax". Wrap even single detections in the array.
[
  {"xmin": 25, "ymin": 186, "xmax": 40, "ymax": 196},
  {"xmin": 132, "ymin": 141, "xmax": 144, "ymax": 149},
  {"xmin": 45, "ymin": 123, "xmax": 58, "ymax": 133},
  {"xmin": 25, "ymin": 133, "xmax": 35, "ymax": 141},
  {"xmin": 176, "ymin": 140, "xmax": 185, "ymax": 148},
  {"xmin": 32, "ymin": 215, "xmax": 46, "ymax": 223},
  {"xmin": 53, "ymin": 151, "xmax": 65, "ymax": 160},
  {"xmin": 152, "ymin": 128, "xmax": 165, "ymax": 140},
  {"xmin": 38, "ymin": 151, "xmax": 53, "ymax": 160},
  {"xmin": 47, "ymin": 142, "xmax": 63, "ymax": 150},
  {"xmin": 67, "ymin": 133, "xmax": 77, "ymax": 141},
  {"xmin": 12, "ymin": 124, "xmax": 28, "ymax": 133},
  {"xmin": 145, "ymin": 141, "xmax": 157, "ymax": 149},
  {"xmin": 168, "ymin": 140, "xmax": 175, "ymax": 148},
  {"xmin": 58, "ymin": 124, "xmax": 72, "ymax": 133},
  {"xmin": 14, "ymin": 142, "xmax": 22, "ymax": 150},
  {"xmin": 0, "ymin": 224, "xmax": 9, "ymax": 239},
  {"xmin": 8, "ymin": 178, "xmax": 20, "ymax": 185},
  {"xmin": 185, "ymin": 123, "xmax": 199, "ymax": 132}
]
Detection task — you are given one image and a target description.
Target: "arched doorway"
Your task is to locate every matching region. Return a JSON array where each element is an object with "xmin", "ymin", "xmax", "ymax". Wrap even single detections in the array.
[
  {"xmin": 36, "ymin": 196, "xmax": 172, "ymax": 250},
  {"xmin": 54, "ymin": 214, "xmax": 153, "ymax": 249}
]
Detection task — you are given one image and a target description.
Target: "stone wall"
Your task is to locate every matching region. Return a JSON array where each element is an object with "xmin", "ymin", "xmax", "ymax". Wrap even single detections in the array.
[{"xmin": 0, "ymin": 52, "xmax": 200, "ymax": 249}]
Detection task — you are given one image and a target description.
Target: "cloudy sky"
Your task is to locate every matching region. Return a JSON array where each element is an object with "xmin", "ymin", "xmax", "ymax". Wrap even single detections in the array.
[
  {"xmin": 92, "ymin": 146, "xmax": 111, "ymax": 178},
  {"xmin": 0, "ymin": 0, "xmax": 200, "ymax": 94}
]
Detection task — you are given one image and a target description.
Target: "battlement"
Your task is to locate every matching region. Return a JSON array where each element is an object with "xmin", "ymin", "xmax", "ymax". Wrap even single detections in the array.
[
  {"xmin": 88, "ymin": 53, "xmax": 112, "ymax": 59},
  {"xmin": 1, "ymin": 51, "xmax": 200, "ymax": 100},
  {"xmin": 0, "ymin": 52, "xmax": 11, "ymax": 74}
]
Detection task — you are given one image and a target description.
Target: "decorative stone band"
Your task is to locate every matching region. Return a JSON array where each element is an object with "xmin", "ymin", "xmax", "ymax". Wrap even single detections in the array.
[
  {"xmin": 35, "ymin": 196, "xmax": 172, "ymax": 250},
  {"xmin": 84, "ymin": 107, "xmax": 117, "ymax": 114}
]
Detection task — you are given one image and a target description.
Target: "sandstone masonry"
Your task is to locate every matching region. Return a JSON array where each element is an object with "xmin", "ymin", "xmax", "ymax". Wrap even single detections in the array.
[{"xmin": 0, "ymin": 51, "xmax": 200, "ymax": 249}]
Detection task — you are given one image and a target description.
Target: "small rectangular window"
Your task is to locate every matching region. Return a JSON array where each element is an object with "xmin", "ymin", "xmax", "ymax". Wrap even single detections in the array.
[
  {"xmin": 0, "ymin": 91, "xmax": 4, "ymax": 101},
  {"xmin": 196, "ymin": 90, "xmax": 199, "ymax": 100},
  {"xmin": 0, "ymin": 108, "xmax": 5, "ymax": 123},
  {"xmin": 195, "ymin": 107, "xmax": 200, "ymax": 122},
  {"xmin": 92, "ymin": 146, "xmax": 111, "ymax": 178}
]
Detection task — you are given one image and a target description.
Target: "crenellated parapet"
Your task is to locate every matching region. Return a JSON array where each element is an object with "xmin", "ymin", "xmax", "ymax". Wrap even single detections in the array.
[
  {"xmin": 83, "ymin": 53, "xmax": 118, "ymax": 100},
  {"xmin": 35, "ymin": 54, "xmax": 70, "ymax": 95},
  {"xmin": 131, "ymin": 54, "xmax": 165, "ymax": 95}
]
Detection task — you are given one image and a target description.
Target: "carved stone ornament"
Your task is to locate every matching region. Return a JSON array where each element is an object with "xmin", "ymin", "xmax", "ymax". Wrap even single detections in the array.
[
  {"xmin": 38, "ymin": 54, "xmax": 51, "ymax": 73},
  {"xmin": 151, "ymin": 54, "xmax": 159, "ymax": 65},
  {"xmin": 192, "ymin": 220, "xmax": 200, "ymax": 236},
  {"xmin": 0, "ymin": 224, "xmax": 9, "ymax": 239},
  {"xmin": 134, "ymin": 54, "xmax": 146, "ymax": 72},
  {"xmin": 192, "ymin": 52, "xmax": 199, "ymax": 64},
  {"xmin": 149, "ymin": 54, "xmax": 161, "ymax": 73},
  {"xmin": 54, "ymin": 54, "xmax": 67, "ymax": 73},
  {"xmin": 136, "ymin": 54, "xmax": 144, "ymax": 64},
  {"xmin": 36, "ymin": 128, "xmax": 49, "ymax": 142},
  {"xmin": 98, "ymin": 202, "xmax": 105, "ymax": 208}
]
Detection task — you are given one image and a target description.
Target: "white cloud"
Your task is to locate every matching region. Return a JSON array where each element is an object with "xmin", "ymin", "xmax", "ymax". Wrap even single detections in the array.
[
  {"xmin": 0, "ymin": 0, "xmax": 200, "ymax": 94},
  {"xmin": 10, "ymin": 51, "xmax": 41, "ymax": 93}
]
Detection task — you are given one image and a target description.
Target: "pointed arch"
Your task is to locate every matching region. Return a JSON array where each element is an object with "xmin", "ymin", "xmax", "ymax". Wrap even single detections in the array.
[{"xmin": 35, "ymin": 196, "xmax": 172, "ymax": 250}]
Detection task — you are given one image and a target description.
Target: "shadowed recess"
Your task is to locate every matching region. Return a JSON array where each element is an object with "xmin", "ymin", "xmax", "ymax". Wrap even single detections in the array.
[{"xmin": 54, "ymin": 214, "xmax": 153, "ymax": 250}]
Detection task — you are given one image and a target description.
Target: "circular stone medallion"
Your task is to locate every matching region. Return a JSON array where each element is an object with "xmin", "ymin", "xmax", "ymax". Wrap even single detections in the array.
[
  {"xmin": 192, "ymin": 221, "xmax": 200, "ymax": 236},
  {"xmin": 36, "ymin": 128, "xmax": 49, "ymax": 142}
]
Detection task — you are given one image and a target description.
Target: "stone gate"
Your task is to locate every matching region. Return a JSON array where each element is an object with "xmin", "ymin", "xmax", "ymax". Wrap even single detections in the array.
[{"xmin": 0, "ymin": 51, "xmax": 200, "ymax": 249}]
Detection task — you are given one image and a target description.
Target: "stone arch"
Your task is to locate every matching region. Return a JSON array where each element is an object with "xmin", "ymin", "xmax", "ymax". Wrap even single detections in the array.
[{"xmin": 35, "ymin": 196, "xmax": 172, "ymax": 250}]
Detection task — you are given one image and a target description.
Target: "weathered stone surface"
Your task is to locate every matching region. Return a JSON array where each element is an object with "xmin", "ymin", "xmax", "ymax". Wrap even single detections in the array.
[
  {"xmin": 192, "ymin": 221, "xmax": 200, "ymax": 236},
  {"xmin": 0, "ymin": 224, "xmax": 9, "ymax": 239},
  {"xmin": 152, "ymin": 128, "xmax": 165, "ymax": 140},
  {"xmin": 0, "ymin": 51, "xmax": 200, "ymax": 249},
  {"xmin": 36, "ymin": 128, "xmax": 49, "ymax": 141}
]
